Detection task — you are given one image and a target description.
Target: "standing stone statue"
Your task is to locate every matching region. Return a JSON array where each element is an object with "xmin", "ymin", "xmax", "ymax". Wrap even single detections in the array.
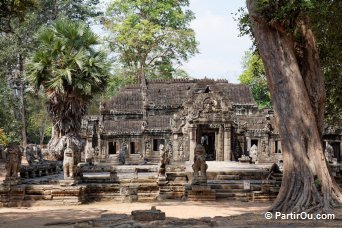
[
  {"xmin": 178, "ymin": 142, "xmax": 184, "ymax": 160},
  {"xmin": 325, "ymin": 143, "xmax": 334, "ymax": 163},
  {"xmin": 63, "ymin": 141, "xmax": 76, "ymax": 179},
  {"xmin": 119, "ymin": 144, "xmax": 127, "ymax": 165},
  {"xmin": 25, "ymin": 144, "xmax": 35, "ymax": 165},
  {"xmin": 5, "ymin": 145, "xmax": 22, "ymax": 178},
  {"xmin": 36, "ymin": 145, "xmax": 43, "ymax": 163},
  {"xmin": 192, "ymin": 144, "xmax": 208, "ymax": 184},
  {"xmin": 145, "ymin": 140, "xmax": 151, "ymax": 156},
  {"xmin": 85, "ymin": 147, "xmax": 94, "ymax": 165},
  {"xmin": 249, "ymin": 144, "xmax": 258, "ymax": 163},
  {"xmin": 158, "ymin": 144, "xmax": 167, "ymax": 177}
]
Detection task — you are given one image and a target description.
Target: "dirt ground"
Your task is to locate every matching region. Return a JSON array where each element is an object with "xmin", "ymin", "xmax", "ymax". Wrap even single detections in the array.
[{"xmin": 0, "ymin": 200, "xmax": 341, "ymax": 227}]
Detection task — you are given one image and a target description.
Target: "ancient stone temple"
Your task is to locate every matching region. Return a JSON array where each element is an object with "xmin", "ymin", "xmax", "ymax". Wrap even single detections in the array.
[{"xmin": 81, "ymin": 78, "xmax": 293, "ymax": 164}]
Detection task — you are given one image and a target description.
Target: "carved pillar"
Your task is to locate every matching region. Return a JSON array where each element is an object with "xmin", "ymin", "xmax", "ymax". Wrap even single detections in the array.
[
  {"xmin": 224, "ymin": 124, "xmax": 231, "ymax": 161},
  {"xmin": 246, "ymin": 136, "xmax": 251, "ymax": 152},
  {"xmin": 173, "ymin": 134, "xmax": 179, "ymax": 161},
  {"xmin": 217, "ymin": 125, "xmax": 224, "ymax": 161},
  {"xmin": 189, "ymin": 125, "xmax": 197, "ymax": 162}
]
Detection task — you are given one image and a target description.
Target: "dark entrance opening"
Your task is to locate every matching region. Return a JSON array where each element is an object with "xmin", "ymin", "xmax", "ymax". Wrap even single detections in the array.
[
  {"xmin": 201, "ymin": 132, "xmax": 216, "ymax": 161},
  {"xmin": 331, "ymin": 142, "xmax": 341, "ymax": 162},
  {"xmin": 251, "ymin": 139, "xmax": 258, "ymax": 147}
]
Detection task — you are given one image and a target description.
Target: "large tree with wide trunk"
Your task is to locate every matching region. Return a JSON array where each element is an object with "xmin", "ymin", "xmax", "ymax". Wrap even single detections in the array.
[
  {"xmin": 26, "ymin": 20, "xmax": 110, "ymax": 160},
  {"xmin": 246, "ymin": 0, "xmax": 341, "ymax": 212}
]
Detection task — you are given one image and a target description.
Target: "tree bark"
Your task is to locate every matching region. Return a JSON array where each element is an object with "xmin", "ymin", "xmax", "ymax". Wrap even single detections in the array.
[
  {"xmin": 17, "ymin": 54, "xmax": 27, "ymax": 147},
  {"xmin": 246, "ymin": 0, "xmax": 342, "ymax": 212},
  {"xmin": 46, "ymin": 93, "xmax": 85, "ymax": 160}
]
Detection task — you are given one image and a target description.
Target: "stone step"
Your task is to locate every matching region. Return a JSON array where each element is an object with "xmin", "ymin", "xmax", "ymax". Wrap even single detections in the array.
[
  {"xmin": 214, "ymin": 188, "xmax": 255, "ymax": 193},
  {"xmin": 270, "ymin": 176, "xmax": 283, "ymax": 181},
  {"xmin": 252, "ymin": 195, "xmax": 277, "ymax": 201},
  {"xmin": 216, "ymin": 175, "xmax": 240, "ymax": 180},
  {"xmin": 215, "ymin": 192, "xmax": 250, "ymax": 198},
  {"xmin": 208, "ymin": 179, "xmax": 272, "ymax": 185},
  {"xmin": 24, "ymin": 195, "xmax": 52, "ymax": 200},
  {"xmin": 209, "ymin": 183, "xmax": 262, "ymax": 190},
  {"xmin": 209, "ymin": 183, "xmax": 244, "ymax": 190}
]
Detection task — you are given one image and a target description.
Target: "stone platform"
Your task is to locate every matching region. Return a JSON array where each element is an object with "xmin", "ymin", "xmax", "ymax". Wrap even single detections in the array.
[{"xmin": 0, "ymin": 161, "xmax": 284, "ymax": 207}]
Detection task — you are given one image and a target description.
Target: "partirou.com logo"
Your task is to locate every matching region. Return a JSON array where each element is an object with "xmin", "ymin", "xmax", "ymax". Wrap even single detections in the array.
[{"xmin": 264, "ymin": 211, "xmax": 335, "ymax": 220}]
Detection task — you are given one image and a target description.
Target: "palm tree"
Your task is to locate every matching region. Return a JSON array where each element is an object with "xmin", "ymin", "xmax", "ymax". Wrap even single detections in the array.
[{"xmin": 26, "ymin": 20, "xmax": 110, "ymax": 159}]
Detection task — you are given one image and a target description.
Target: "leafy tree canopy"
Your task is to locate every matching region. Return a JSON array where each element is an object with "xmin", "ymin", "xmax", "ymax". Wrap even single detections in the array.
[
  {"xmin": 0, "ymin": 0, "xmax": 38, "ymax": 32},
  {"xmin": 236, "ymin": 0, "xmax": 341, "ymax": 126},
  {"xmin": 26, "ymin": 20, "xmax": 111, "ymax": 136},
  {"xmin": 239, "ymin": 51, "xmax": 271, "ymax": 109},
  {"xmin": 104, "ymin": 0, "xmax": 198, "ymax": 82}
]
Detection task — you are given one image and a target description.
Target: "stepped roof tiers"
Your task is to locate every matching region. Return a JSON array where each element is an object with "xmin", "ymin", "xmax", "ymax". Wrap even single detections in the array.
[{"xmin": 81, "ymin": 78, "xmax": 341, "ymax": 165}]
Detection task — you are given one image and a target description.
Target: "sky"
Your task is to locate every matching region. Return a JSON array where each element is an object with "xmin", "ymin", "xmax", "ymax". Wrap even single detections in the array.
[{"xmin": 183, "ymin": 0, "xmax": 252, "ymax": 83}]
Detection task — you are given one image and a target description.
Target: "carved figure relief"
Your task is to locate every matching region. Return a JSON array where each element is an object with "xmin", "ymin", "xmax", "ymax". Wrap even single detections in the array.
[
  {"xmin": 178, "ymin": 140, "xmax": 184, "ymax": 160},
  {"xmin": 260, "ymin": 140, "xmax": 268, "ymax": 155},
  {"xmin": 145, "ymin": 139, "xmax": 151, "ymax": 156},
  {"xmin": 264, "ymin": 115, "xmax": 272, "ymax": 132}
]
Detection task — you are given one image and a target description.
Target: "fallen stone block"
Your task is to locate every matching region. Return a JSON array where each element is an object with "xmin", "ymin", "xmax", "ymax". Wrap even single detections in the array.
[{"xmin": 131, "ymin": 206, "xmax": 166, "ymax": 221}]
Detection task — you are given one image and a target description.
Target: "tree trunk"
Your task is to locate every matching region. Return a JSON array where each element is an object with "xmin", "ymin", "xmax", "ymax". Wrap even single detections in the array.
[
  {"xmin": 39, "ymin": 113, "xmax": 48, "ymax": 145},
  {"xmin": 247, "ymin": 0, "xmax": 342, "ymax": 212},
  {"xmin": 46, "ymin": 94, "xmax": 85, "ymax": 160},
  {"xmin": 17, "ymin": 54, "xmax": 27, "ymax": 147}
]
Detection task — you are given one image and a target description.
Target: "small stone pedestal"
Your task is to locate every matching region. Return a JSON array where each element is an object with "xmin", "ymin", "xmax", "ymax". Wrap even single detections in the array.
[
  {"xmin": 131, "ymin": 206, "xmax": 166, "ymax": 221},
  {"xmin": 120, "ymin": 186, "xmax": 138, "ymax": 202},
  {"xmin": 238, "ymin": 155, "xmax": 251, "ymax": 163}
]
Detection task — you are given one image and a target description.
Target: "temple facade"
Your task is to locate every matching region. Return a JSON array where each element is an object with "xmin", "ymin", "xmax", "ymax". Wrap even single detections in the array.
[{"xmin": 81, "ymin": 78, "xmax": 341, "ymax": 165}]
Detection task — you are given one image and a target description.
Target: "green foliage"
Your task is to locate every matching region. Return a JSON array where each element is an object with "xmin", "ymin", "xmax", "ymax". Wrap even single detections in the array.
[
  {"xmin": 37, "ymin": 0, "xmax": 102, "ymax": 23},
  {"xmin": 27, "ymin": 20, "xmax": 110, "ymax": 96},
  {"xmin": 0, "ymin": 0, "xmax": 103, "ymax": 144},
  {"xmin": 104, "ymin": 0, "xmax": 198, "ymax": 81},
  {"xmin": 236, "ymin": 0, "xmax": 342, "ymax": 126},
  {"xmin": 239, "ymin": 51, "xmax": 271, "ymax": 109},
  {"xmin": 0, "ymin": 128, "xmax": 9, "ymax": 146},
  {"xmin": 0, "ymin": 0, "xmax": 38, "ymax": 32},
  {"xmin": 26, "ymin": 20, "xmax": 111, "ymax": 135},
  {"xmin": 26, "ymin": 92, "xmax": 52, "ymax": 144},
  {"xmin": 256, "ymin": 0, "xmax": 313, "ymax": 29},
  {"xmin": 0, "ymin": 79, "xmax": 20, "ymax": 143},
  {"xmin": 309, "ymin": 0, "xmax": 342, "ymax": 127}
]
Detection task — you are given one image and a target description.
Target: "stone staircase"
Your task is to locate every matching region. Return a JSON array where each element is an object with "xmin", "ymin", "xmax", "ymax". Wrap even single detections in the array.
[
  {"xmin": 207, "ymin": 171, "xmax": 281, "ymax": 202},
  {"xmin": 252, "ymin": 173, "xmax": 282, "ymax": 202}
]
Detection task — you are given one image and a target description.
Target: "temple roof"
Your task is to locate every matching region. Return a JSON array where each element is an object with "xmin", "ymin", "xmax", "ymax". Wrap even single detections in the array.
[{"xmin": 102, "ymin": 79, "xmax": 256, "ymax": 113}]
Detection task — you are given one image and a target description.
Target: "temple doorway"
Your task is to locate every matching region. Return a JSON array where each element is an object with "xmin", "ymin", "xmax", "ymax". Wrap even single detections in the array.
[{"xmin": 200, "ymin": 132, "xmax": 216, "ymax": 161}]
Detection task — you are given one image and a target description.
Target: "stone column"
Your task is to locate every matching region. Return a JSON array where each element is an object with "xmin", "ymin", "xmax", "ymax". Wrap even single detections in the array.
[
  {"xmin": 246, "ymin": 137, "xmax": 251, "ymax": 152},
  {"xmin": 173, "ymin": 134, "xmax": 179, "ymax": 161},
  {"xmin": 340, "ymin": 141, "xmax": 342, "ymax": 163},
  {"xmin": 189, "ymin": 125, "xmax": 197, "ymax": 162},
  {"xmin": 218, "ymin": 125, "xmax": 224, "ymax": 161},
  {"xmin": 224, "ymin": 124, "xmax": 231, "ymax": 161}
]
